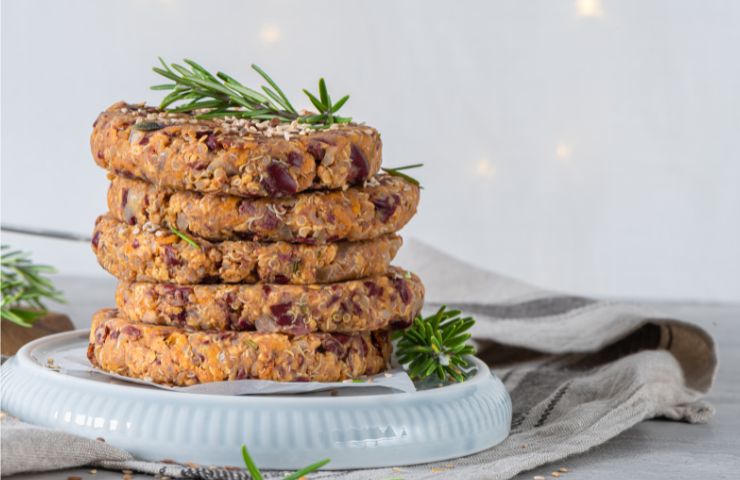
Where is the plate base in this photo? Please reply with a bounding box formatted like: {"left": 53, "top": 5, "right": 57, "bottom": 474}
{"left": 1, "top": 330, "right": 511, "bottom": 469}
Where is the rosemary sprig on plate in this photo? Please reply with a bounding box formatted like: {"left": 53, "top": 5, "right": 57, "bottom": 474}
{"left": 382, "top": 163, "right": 423, "bottom": 187}
{"left": 241, "top": 444, "right": 329, "bottom": 480}
{"left": 1, "top": 245, "right": 65, "bottom": 327}
{"left": 152, "top": 58, "right": 351, "bottom": 126}
{"left": 393, "top": 305, "right": 476, "bottom": 382}
{"left": 169, "top": 226, "right": 200, "bottom": 249}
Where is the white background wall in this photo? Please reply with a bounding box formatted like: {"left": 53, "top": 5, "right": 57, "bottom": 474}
{"left": 2, "top": 0, "right": 739, "bottom": 302}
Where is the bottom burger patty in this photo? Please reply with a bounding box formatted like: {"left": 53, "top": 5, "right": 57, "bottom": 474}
{"left": 88, "top": 308, "right": 391, "bottom": 385}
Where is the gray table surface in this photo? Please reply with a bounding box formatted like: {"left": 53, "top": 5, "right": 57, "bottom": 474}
{"left": 7, "top": 276, "right": 739, "bottom": 480}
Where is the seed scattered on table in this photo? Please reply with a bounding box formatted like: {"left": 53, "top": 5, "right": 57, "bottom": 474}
{"left": 89, "top": 469, "right": 98, "bottom": 474}
{"left": 551, "top": 472, "right": 561, "bottom": 478}
{"left": 559, "top": 467, "right": 570, "bottom": 472}
{"left": 533, "top": 476, "right": 546, "bottom": 480}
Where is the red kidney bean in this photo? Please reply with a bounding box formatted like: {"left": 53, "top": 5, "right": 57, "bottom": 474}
{"left": 233, "top": 317, "right": 256, "bottom": 331}
{"left": 192, "top": 161, "right": 209, "bottom": 171}
{"left": 172, "top": 311, "right": 187, "bottom": 326}
{"left": 364, "top": 281, "right": 383, "bottom": 297}
{"left": 121, "top": 188, "right": 129, "bottom": 209}
{"left": 161, "top": 284, "right": 192, "bottom": 306}
{"left": 371, "top": 195, "right": 399, "bottom": 223}
{"left": 319, "top": 336, "right": 346, "bottom": 359}
{"left": 287, "top": 151, "right": 304, "bottom": 167}
{"left": 306, "top": 142, "right": 326, "bottom": 163}
{"left": 390, "top": 319, "right": 412, "bottom": 330}
{"left": 348, "top": 145, "right": 369, "bottom": 183}
{"left": 163, "top": 246, "right": 180, "bottom": 267}
{"left": 270, "top": 303, "right": 293, "bottom": 326}
{"left": 260, "top": 210, "right": 281, "bottom": 230}
{"left": 205, "top": 133, "right": 219, "bottom": 151}
{"left": 121, "top": 325, "right": 142, "bottom": 339}
{"left": 392, "top": 277, "right": 411, "bottom": 304}
{"left": 325, "top": 294, "right": 341, "bottom": 308}
{"left": 261, "top": 162, "right": 298, "bottom": 196}
{"left": 273, "top": 274, "right": 289, "bottom": 284}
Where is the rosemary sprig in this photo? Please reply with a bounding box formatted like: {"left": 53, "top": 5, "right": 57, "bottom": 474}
{"left": 169, "top": 226, "right": 200, "bottom": 249}
{"left": 241, "top": 444, "right": 329, "bottom": 480}
{"left": 1, "top": 245, "right": 65, "bottom": 327}
{"left": 152, "top": 58, "right": 351, "bottom": 126}
{"left": 382, "top": 163, "right": 423, "bottom": 187}
{"left": 393, "top": 305, "right": 476, "bottom": 383}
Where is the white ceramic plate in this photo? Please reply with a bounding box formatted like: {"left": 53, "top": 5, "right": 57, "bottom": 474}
{"left": 1, "top": 330, "right": 511, "bottom": 469}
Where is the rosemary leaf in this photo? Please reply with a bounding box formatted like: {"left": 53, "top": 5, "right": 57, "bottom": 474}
{"left": 153, "top": 58, "right": 355, "bottom": 126}
{"left": 331, "top": 95, "right": 350, "bottom": 113}
{"left": 251, "top": 64, "right": 296, "bottom": 113}
{"left": 241, "top": 445, "right": 264, "bottom": 480}
{"left": 302, "top": 89, "right": 326, "bottom": 113}
{"left": 169, "top": 226, "right": 200, "bottom": 249}
{"left": 381, "top": 164, "right": 424, "bottom": 188}
{"left": 1, "top": 245, "right": 64, "bottom": 327}
{"left": 394, "top": 305, "right": 477, "bottom": 383}
{"left": 282, "top": 458, "right": 331, "bottom": 480}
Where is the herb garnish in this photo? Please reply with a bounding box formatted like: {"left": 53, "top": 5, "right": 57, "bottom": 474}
{"left": 393, "top": 305, "right": 476, "bottom": 382}
{"left": 1, "top": 245, "right": 65, "bottom": 327}
{"left": 152, "top": 58, "right": 351, "bottom": 126}
{"left": 241, "top": 444, "right": 329, "bottom": 480}
{"left": 169, "top": 226, "right": 200, "bottom": 249}
{"left": 382, "top": 163, "right": 423, "bottom": 187}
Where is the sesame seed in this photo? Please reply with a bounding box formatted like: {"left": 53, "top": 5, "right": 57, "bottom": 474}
{"left": 551, "top": 472, "right": 561, "bottom": 477}
{"left": 559, "top": 467, "right": 569, "bottom": 473}
{"left": 533, "top": 476, "right": 546, "bottom": 480}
